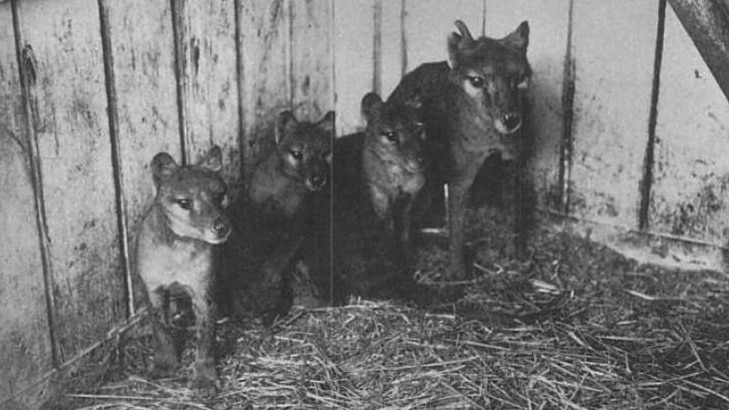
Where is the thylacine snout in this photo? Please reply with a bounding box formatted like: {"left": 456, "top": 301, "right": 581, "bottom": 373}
{"left": 152, "top": 149, "right": 231, "bottom": 245}
{"left": 276, "top": 110, "right": 334, "bottom": 192}
{"left": 450, "top": 19, "right": 531, "bottom": 135}
{"left": 363, "top": 92, "right": 427, "bottom": 177}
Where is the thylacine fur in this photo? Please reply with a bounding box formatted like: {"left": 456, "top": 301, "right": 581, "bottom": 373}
{"left": 389, "top": 19, "right": 531, "bottom": 280}
{"left": 135, "top": 146, "right": 230, "bottom": 395}
{"left": 332, "top": 92, "right": 426, "bottom": 299}
{"left": 219, "top": 110, "right": 334, "bottom": 319}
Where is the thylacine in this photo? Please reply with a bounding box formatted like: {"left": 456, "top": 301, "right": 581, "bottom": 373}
{"left": 135, "top": 146, "right": 230, "bottom": 395}
{"left": 389, "top": 19, "right": 531, "bottom": 280}
{"left": 219, "top": 110, "right": 334, "bottom": 319}
{"left": 332, "top": 92, "right": 426, "bottom": 299}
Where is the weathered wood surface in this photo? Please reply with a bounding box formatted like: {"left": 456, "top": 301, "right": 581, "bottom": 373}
{"left": 291, "top": 0, "right": 334, "bottom": 122}
{"left": 484, "top": 0, "right": 571, "bottom": 212}
{"left": 237, "top": 0, "right": 291, "bottom": 180}
{"left": 379, "top": 0, "right": 405, "bottom": 100}
{"left": 16, "top": 0, "right": 125, "bottom": 359}
{"left": 668, "top": 0, "right": 729, "bottom": 102}
{"left": 568, "top": 0, "right": 658, "bottom": 228}
{"left": 5, "top": 1, "right": 729, "bottom": 404}
{"left": 105, "top": 0, "right": 180, "bottom": 247}
{"left": 650, "top": 7, "right": 729, "bottom": 248}
{"left": 334, "top": 0, "right": 375, "bottom": 135}
{"left": 403, "top": 0, "right": 483, "bottom": 72}
{"left": 183, "top": 0, "right": 241, "bottom": 190}
{"left": 0, "top": 3, "right": 54, "bottom": 406}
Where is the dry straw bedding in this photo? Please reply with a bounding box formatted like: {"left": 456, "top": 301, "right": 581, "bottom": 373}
{"left": 65, "top": 218, "right": 729, "bottom": 409}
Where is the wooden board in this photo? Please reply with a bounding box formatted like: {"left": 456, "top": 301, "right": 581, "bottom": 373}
{"left": 105, "top": 0, "right": 180, "bottom": 242}
{"left": 379, "top": 0, "right": 405, "bottom": 99}
{"left": 568, "top": 0, "right": 658, "bottom": 228}
{"left": 237, "top": 0, "right": 291, "bottom": 179}
{"left": 649, "top": 7, "right": 729, "bottom": 246}
{"left": 402, "top": 0, "right": 484, "bottom": 73}
{"left": 0, "top": 3, "right": 54, "bottom": 406}
{"left": 333, "top": 0, "right": 375, "bottom": 136}
{"left": 290, "top": 0, "right": 334, "bottom": 122}
{"left": 17, "top": 0, "right": 126, "bottom": 359}
{"left": 183, "top": 0, "right": 241, "bottom": 190}
{"left": 484, "top": 0, "right": 571, "bottom": 211}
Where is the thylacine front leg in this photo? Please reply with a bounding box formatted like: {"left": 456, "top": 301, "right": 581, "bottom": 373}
{"left": 503, "top": 158, "right": 527, "bottom": 260}
{"left": 147, "top": 286, "right": 181, "bottom": 376}
{"left": 189, "top": 285, "right": 217, "bottom": 395}
{"left": 369, "top": 183, "right": 395, "bottom": 233}
{"left": 396, "top": 195, "right": 415, "bottom": 245}
{"left": 444, "top": 165, "right": 479, "bottom": 280}
{"left": 261, "top": 229, "right": 305, "bottom": 286}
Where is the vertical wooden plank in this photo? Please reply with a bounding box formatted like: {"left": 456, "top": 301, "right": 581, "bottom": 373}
{"left": 484, "top": 0, "right": 571, "bottom": 211}
{"left": 0, "top": 3, "right": 54, "bottom": 406}
{"left": 237, "top": 0, "right": 291, "bottom": 177}
{"left": 105, "top": 0, "right": 180, "bottom": 244}
{"left": 184, "top": 0, "right": 241, "bottom": 190}
{"left": 402, "top": 0, "right": 484, "bottom": 73}
{"left": 290, "top": 0, "right": 334, "bottom": 121}
{"left": 649, "top": 7, "right": 729, "bottom": 245}
{"left": 380, "top": 0, "right": 405, "bottom": 99}
{"left": 17, "top": 0, "right": 126, "bottom": 359}
{"left": 333, "top": 0, "right": 375, "bottom": 136}
{"left": 568, "top": 0, "right": 658, "bottom": 227}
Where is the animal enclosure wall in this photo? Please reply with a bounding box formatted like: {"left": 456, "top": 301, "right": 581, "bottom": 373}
{"left": 1, "top": 0, "right": 728, "bottom": 407}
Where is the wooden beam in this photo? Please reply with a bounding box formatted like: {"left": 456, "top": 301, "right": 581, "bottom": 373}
{"left": 668, "top": 0, "right": 729, "bottom": 101}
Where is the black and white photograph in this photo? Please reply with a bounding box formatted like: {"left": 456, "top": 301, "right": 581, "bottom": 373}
{"left": 2, "top": 0, "right": 729, "bottom": 408}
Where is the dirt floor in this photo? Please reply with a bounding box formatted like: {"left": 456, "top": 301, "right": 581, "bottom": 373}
{"left": 57, "top": 204, "right": 729, "bottom": 409}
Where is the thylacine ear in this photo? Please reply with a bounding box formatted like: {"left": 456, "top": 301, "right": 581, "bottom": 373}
{"left": 276, "top": 110, "right": 298, "bottom": 145}
{"left": 502, "top": 20, "right": 529, "bottom": 54}
{"left": 151, "top": 152, "right": 179, "bottom": 187}
{"left": 317, "top": 110, "right": 336, "bottom": 135}
{"left": 447, "top": 20, "right": 474, "bottom": 69}
{"left": 197, "top": 145, "right": 222, "bottom": 172}
{"left": 361, "top": 92, "right": 384, "bottom": 122}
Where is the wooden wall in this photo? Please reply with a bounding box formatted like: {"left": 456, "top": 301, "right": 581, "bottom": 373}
{"left": 1, "top": 0, "right": 728, "bottom": 406}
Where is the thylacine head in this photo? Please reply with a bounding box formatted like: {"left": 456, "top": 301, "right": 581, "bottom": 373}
{"left": 362, "top": 92, "right": 426, "bottom": 176}
{"left": 447, "top": 20, "right": 531, "bottom": 135}
{"left": 151, "top": 146, "right": 231, "bottom": 245}
{"left": 274, "top": 110, "right": 335, "bottom": 192}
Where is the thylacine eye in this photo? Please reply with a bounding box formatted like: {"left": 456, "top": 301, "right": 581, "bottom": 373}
{"left": 467, "top": 76, "right": 484, "bottom": 88}
{"left": 383, "top": 131, "right": 398, "bottom": 143}
{"left": 176, "top": 198, "right": 192, "bottom": 210}
{"left": 290, "top": 150, "right": 303, "bottom": 161}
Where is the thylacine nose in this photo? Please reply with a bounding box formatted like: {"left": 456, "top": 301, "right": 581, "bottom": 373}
{"left": 309, "top": 175, "right": 327, "bottom": 188}
{"left": 211, "top": 217, "right": 231, "bottom": 238}
{"left": 406, "top": 153, "right": 426, "bottom": 172}
{"left": 502, "top": 113, "right": 521, "bottom": 131}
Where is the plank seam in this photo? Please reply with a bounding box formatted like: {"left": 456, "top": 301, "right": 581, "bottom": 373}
{"left": 399, "top": 0, "right": 407, "bottom": 77}
{"left": 10, "top": 0, "right": 60, "bottom": 369}
{"left": 559, "top": 0, "right": 576, "bottom": 215}
{"left": 97, "top": 0, "right": 135, "bottom": 319}
{"left": 373, "top": 0, "right": 383, "bottom": 96}
{"left": 639, "top": 0, "right": 667, "bottom": 231}
{"left": 170, "top": 0, "right": 189, "bottom": 165}
{"left": 234, "top": 0, "right": 246, "bottom": 183}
